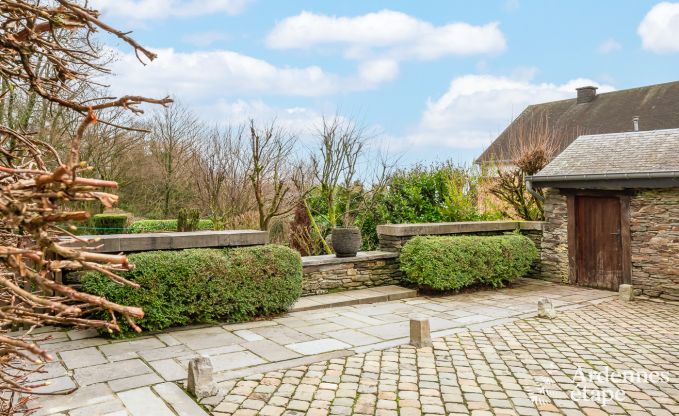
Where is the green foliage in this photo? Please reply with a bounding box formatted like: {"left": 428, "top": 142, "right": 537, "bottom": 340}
{"left": 81, "top": 245, "right": 302, "bottom": 335}
{"left": 128, "top": 219, "right": 213, "bottom": 233}
{"left": 92, "top": 214, "right": 128, "bottom": 235}
{"left": 400, "top": 234, "right": 538, "bottom": 291}
{"left": 356, "top": 163, "right": 503, "bottom": 248}
{"left": 177, "top": 208, "right": 200, "bottom": 232}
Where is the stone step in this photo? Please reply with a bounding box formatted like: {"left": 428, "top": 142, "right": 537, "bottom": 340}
{"left": 290, "top": 285, "right": 417, "bottom": 312}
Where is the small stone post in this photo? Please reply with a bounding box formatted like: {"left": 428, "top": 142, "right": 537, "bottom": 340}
{"left": 537, "top": 298, "right": 557, "bottom": 319}
{"left": 410, "top": 316, "right": 432, "bottom": 348}
{"left": 619, "top": 284, "right": 634, "bottom": 302}
{"left": 187, "top": 356, "right": 218, "bottom": 398}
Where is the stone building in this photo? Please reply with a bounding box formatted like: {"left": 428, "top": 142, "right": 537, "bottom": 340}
{"left": 527, "top": 128, "right": 679, "bottom": 300}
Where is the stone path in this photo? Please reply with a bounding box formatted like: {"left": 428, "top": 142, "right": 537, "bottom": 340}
{"left": 28, "top": 279, "right": 615, "bottom": 415}
{"left": 209, "top": 298, "right": 679, "bottom": 416}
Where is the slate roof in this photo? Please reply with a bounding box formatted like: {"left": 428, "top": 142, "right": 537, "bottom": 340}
{"left": 533, "top": 128, "right": 679, "bottom": 177}
{"left": 476, "top": 80, "right": 679, "bottom": 164}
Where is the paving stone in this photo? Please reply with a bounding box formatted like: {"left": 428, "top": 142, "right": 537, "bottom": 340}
{"left": 31, "top": 375, "right": 76, "bottom": 394}
{"left": 138, "top": 344, "right": 196, "bottom": 361}
{"left": 210, "top": 350, "right": 267, "bottom": 372}
{"left": 286, "top": 338, "right": 351, "bottom": 355}
{"left": 68, "top": 399, "right": 126, "bottom": 416}
{"left": 234, "top": 329, "right": 265, "bottom": 341}
{"left": 73, "top": 359, "right": 153, "bottom": 386}
{"left": 108, "top": 372, "right": 164, "bottom": 392}
{"left": 99, "top": 337, "right": 166, "bottom": 361}
{"left": 242, "top": 340, "right": 301, "bottom": 362}
{"left": 33, "top": 383, "right": 115, "bottom": 415}
{"left": 66, "top": 328, "right": 100, "bottom": 341}
{"left": 118, "top": 386, "right": 175, "bottom": 416}
{"left": 172, "top": 327, "right": 242, "bottom": 349}
{"left": 59, "top": 346, "right": 107, "bottom": 369}
{"left": 153, "top": 381, "right": 210, "bottom": 416}
{"left": 327, "top": 329, "right": 382, "bottom": 346}
{"left": 148, "top": 358, "right": 187, "bottom": 381}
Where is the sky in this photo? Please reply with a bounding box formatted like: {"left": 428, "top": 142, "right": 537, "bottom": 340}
{"left": 92, "top": 0, "right": 679, "bottom": 165}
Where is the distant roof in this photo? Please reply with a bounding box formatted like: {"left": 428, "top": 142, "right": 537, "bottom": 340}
{"left": 476, "top": 80, "right": 679, "bottom": 164}
{"left": 528, "top": 129, "right": 679, "bottom": 189}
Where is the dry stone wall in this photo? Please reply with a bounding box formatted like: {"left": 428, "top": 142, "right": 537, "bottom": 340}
{"left": 630, "top": 188, "right": 679, "bottom": 301}
{"left": 301, "top": 252, "right": 401, "bottom": 296}
{"left": 540, "top": 190, "right": 569, "bottom": 283}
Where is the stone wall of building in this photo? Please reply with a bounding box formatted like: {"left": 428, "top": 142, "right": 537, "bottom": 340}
{"left": 540, "top": 190, "right": 569, "bottom": 283}
{"left": 301, "top": 251, "right": 401, "bottom": 296}
{"left": 630, "top": 188, "right": 679, "bottom": 301}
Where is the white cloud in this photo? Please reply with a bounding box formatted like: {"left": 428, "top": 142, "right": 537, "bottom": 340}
{"left": 106, "top": 47, "right": 395, "bottom": 119}
{"left": 638, "top": 2, "right": 679, "bottom": 53}
{"left": 91, "top": 0, "right": 251, "bottom": 20}
{"left": 400, "top": 74, "right": 615, "bottom": 150}
{"left": 358, "top": 59, "right": 400, "bottom": 84}
{"left": 266, "top": 10, "right": 506, "bottom": 60}
{"left": 108, "top": 48, "right": 343, "bottom": 99}
{"left": 182, "top": 31, "right": 230, "bottom": 47}
{"left": 598, "top": 38, "right": 622, "bottom": 53}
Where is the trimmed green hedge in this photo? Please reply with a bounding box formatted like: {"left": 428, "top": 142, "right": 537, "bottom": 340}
{"left": 93, "top": 214, "right": 128, "bottom": 235}
{"left": 128, "top": 219, "right": 214, "bottom": 233}
{"left": 400, "top": 234, "right": 537, "bottom": 291}
{"left": 82, "top": 245, "right": 302, "bottom": 335}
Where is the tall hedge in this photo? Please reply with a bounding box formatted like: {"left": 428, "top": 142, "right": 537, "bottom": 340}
{"left": 92, "top": 214, "right": 128, "bottom": 234}
{"left": 400, "top": 234, "right": 537, "bottom": 291}
{"left": 82, "top": 245, "right": 302, "bottom": 335}
{"left": 128, "top": 219, "right": 214, "bottom": 233}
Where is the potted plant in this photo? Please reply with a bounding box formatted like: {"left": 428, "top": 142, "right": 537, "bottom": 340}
{"left": 331, "top": 211, "right": 362, "bottom": 258}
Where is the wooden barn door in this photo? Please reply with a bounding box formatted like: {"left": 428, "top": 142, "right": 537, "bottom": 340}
{"left": 572, "top": 195, "right": 624, "bottom": 290}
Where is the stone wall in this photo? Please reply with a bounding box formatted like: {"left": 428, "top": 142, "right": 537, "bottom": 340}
{"left": 540, "top": 190, "right": 569, "bottom": 283}
{"left": 301, "top": 251, "right": 401, "bottom": 296}
{"left": 630, "top": 188, "right": 679, "bottom": 301}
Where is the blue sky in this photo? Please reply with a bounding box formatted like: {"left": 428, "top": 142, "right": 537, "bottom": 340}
{"left": 94, "top": 0, "right": 679, "bottom": 165}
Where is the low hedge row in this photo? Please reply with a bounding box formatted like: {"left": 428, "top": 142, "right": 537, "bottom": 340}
{"left": 92, "top": 214, "right": 129, "bottom": 234}
{"left": 400, "top": 234, "right": 537, "bottom": 291}
{"left": 82, "top": 245, "right": 302, "bottom": 335}
{"left": 127, "top": 219, "right": 214, "bottom": 233}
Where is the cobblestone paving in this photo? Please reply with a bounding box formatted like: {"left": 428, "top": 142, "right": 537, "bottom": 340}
{"left": 208, "top": 299, "right": 679, "bottom": 416}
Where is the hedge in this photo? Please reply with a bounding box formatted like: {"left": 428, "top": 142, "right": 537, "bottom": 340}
{"left": 81, "top": 245, "right": 302, "bottom": 335}
{"left": 400, "top": 234, "right": 538, "bottom": 291}
{"left": 127, "top": 219, "right": 214, "bottom": 233}
{"left": 93, "top": 214, "right": 128, "bottom": 235}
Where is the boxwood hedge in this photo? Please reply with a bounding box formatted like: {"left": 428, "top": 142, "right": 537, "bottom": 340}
{"left": 400, "top": 234, "right": 537, "bottom": 291}
{"left": 93, "top": 214, "right": 128, "bottom": 234}
{"left": 82, "top": 245, "right": 302, "bottom": 335}
{"left": 127, "top": 219, "right": 214, "bottom": 233}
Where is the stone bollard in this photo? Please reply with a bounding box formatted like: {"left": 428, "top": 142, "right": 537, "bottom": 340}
{"left": 537, "top": 298, "right": 557, "bottom": 319}
{"left": 410, "top": 316, "right": 432, "bottom": 348}
{"left": 187, "top": 356, "right": 218, "bottom": 398}
{"left": 619, "top": 284, "right": 634, "bottom": 302}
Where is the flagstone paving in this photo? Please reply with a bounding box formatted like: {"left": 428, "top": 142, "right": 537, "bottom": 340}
{"left": 208, "top": 298, "right": 679, "bottom": 416}
{"left": 27, "top": 279, "right": 618, "bottom": 415}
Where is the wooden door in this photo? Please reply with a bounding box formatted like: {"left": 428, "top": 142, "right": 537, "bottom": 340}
{"left": 574, "top": 195, "right": 623, "bottom": 290}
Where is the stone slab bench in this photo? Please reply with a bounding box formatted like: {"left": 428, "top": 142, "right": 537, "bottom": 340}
{"left": 61, "top": 230, "right": 268, "bottom": 253}
{"left": 377, "top": 220, "right": 543, "bottom": 237}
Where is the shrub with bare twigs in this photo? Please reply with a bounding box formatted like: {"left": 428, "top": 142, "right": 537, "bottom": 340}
{"left": 0, "top": 1, "right": 170, "bottom": 413}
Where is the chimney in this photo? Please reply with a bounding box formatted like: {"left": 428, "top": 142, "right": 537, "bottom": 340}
{"left": 576, "top": 86, "right": 598, "bottom": 104}
{"left": 633, "top": 116, "right": 639, "bottom": 131}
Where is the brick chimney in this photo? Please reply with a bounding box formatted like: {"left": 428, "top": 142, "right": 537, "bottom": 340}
{"left": 576, "top": 86, "right": 598, "bottom": 104}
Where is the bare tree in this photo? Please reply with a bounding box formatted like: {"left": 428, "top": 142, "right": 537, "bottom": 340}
{"left": 193, "top": 124, "right": 252, "bottom": 221}
{"left": 148, "top": 102, "right": 202, "bottom": 217}
{"left": 488, "top": 114, "right": 565, "bottom": 220}
{"left": 0, "top": 1, "right": 171, "bottom": 413}
{"left": 310, "top": 115, "right": 368, "bottom": 228}
{"left": 247, "top": 119, "right": 299, "bottom": 231}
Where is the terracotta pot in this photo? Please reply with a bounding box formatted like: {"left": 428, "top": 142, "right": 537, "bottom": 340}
{"left": 331, "top": 227, "right": 362, "bottom": 258}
